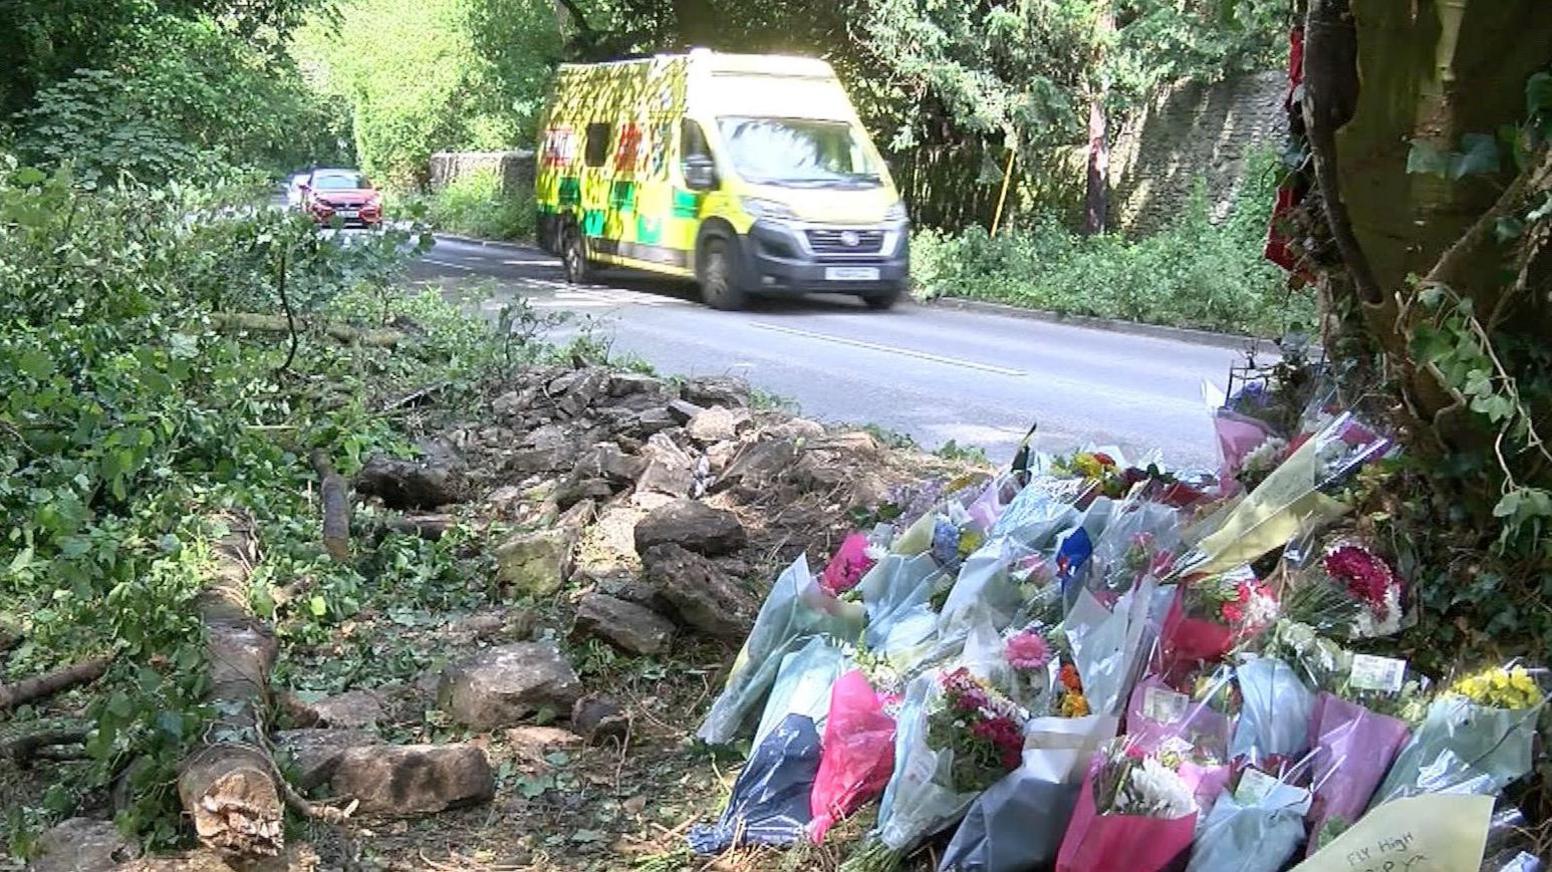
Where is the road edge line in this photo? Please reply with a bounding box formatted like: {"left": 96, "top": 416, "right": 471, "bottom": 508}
{"left": 925, "top": 296, "right": 1280, "bottom": 354}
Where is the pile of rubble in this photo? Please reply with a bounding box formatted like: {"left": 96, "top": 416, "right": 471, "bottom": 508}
{"left": 20, "top": 362, "right": 965, "bottom": 872}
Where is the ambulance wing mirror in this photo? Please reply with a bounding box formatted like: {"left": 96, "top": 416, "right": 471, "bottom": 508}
{"left": 683, "top": 155, "right": 718, "bottom": 191}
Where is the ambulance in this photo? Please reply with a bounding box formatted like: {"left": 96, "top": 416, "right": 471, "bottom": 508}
{"left": 534, "top": 50, "right": 909, "bottom": 310}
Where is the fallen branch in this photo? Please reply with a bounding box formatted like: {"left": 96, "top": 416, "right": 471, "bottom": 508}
{"left": 375, "top": 512, "right": 455, "bottom": 542}
{"left": 310, "top": 449, "right": 352, "bottom": 562}
{"left": 213, "top": 313, "right": 403, "bottom": 348}
{"left": 177, "top": 519, "right": 285, "bottom": 857}
{"left": 282, "top": 779, "right": 358, "bottom": 824}
{"left": 1, "top": 727, "right": 89, "bottom": 766}
{"left": 0, "top": 656, "right": 112, "bottom": 712}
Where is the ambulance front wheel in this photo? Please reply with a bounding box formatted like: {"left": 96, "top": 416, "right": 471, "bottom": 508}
{"left": 562, "top": 225, "right": 594, "bottom": 284}
{"left": 698, "top": 236, "right": 747, "bottom": 311}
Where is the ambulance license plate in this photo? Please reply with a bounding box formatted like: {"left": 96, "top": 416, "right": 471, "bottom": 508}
{"left": 824, "top": 266, "right": 879, "bottom": 281}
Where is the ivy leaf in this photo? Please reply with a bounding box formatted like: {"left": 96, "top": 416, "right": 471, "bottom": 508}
{"left": 1451, "top": 133, "right": 1500, "bottom": 179}
{"left": 1526, "top": 71, "right": 1552, "bottom": 118}
{"left": 309, "top": 595, "right": 328, "bottom": 617}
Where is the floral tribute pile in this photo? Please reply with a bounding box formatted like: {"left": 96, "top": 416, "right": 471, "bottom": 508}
{"left": 684, "top": 381, "right": 1548, "bottom": 871}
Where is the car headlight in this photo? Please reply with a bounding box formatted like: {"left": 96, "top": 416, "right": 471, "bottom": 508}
{"left": 741, "top": 197, "right": 800, "bottom": 223}
{"left": 884, "top": 201, "right": 908, "bottom": 223}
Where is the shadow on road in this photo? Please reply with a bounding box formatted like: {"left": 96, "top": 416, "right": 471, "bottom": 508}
{"left": 581, "top": 267, "right": 903, "bottom": 316}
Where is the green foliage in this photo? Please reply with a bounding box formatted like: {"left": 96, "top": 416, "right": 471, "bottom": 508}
{"left": 0, "top": 157, "right": 523, "bottom": 848}
{"left": 419, "top": 169, "right": 535, "bottom": 240}
{"left": 11, "top": 15, "right": 350, "bottom": 184}
{"left": 912, "top": 152, "right": 1313, "bottom": 336}
{"left": 293, "top": 0, "right": 561, "bottom": 188}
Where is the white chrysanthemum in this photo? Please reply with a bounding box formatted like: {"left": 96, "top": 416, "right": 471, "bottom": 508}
{"left": 1242, "top": 437, "right": 1289, "bottom": 473}
{"left": 1352, "top": 583, "right": 1403, "bottom": 638}
{"left": 1244, "top": 587, "right": 1280, "bottom": 629}
{"left": 1129, "top": 756, "right": 1198, "bottom": 819}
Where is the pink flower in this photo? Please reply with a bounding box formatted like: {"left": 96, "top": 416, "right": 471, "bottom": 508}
{"left": 1006, "top": 630, "right": 1052, "bottom": 671}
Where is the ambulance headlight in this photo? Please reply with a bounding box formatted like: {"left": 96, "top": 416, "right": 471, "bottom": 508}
{"left": 884, "top": 201, "right": 908, "bottom": 223}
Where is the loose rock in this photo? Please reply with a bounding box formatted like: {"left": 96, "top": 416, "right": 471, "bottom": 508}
{"left": 355, "top": 455, "right": 465, "bottom": 509}
{"left": 686, "top": 406, "right": 750, "bottom": 444}
{"left": 574, "top": 442, "right": 646, "bottom": 484}
{"left": 642, "top": 543, "right": 760, "bottom": 641}
{"left": 607, "top": 372, "right": 667, "bottom": 398}
{"left": 274, "top": 728, "right": 381, "bottom": 790}
{"left": 571, "top": 592, "right": 676, "bottom": 655}
{"left": 682, "top": 376, "right": 750, "bottom": 408}
{"left": 631, "top": 406, "right": 678, "bottom": 435}
{"left": 712, "top": 435, "right": 801, "bottom": 493}
{"left": 633, "top": 499, "right": 747, "bottom": 556}
{"left": 493, "top": 527, "right": 574, "bottom": 597}
{"left": 297, "top": 689, "right": 384, "bottom": 730}
{"left": 504, "top": 726, "right": 582, "bottom": 764}
{"left": 571, "top": 694, "right": 629, "bottom": 745}
{"left": 28, "top": 817, "right": 138, "bottom": 872}
{"left": 438, "top": 642, "right": 582, "bottom": 730}
{"left": 666, "top": 399, "right": 705, "bottom": 424}
{"left": 330, "top": 743, "right": 495, "bottom": 815}
{"left": 636, "top": 433, "right": 696, "bottom": 497}
{"left": 507, "top": 423, "right": 580, "bottom": 475}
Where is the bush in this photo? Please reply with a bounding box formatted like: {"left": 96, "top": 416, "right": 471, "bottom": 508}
{"left": 911, "top": 155, "right": 1315, "bottom": 337}
{"left": 421, "top": 169, "right": 534, "bottom": 241}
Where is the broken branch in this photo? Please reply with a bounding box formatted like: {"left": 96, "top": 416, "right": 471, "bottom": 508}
{"left": 212, "top": 313, "right": 404, "bottom": 348}
{"left": 310, "top": 449, "right": 352, "bottom": 562}
{"left": 0, "top": 656, "right": 112, "bottom": 712}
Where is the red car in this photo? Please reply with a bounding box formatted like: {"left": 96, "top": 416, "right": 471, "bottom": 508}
{"left": 301, "top": 169, "right": 383, "bottom": 229}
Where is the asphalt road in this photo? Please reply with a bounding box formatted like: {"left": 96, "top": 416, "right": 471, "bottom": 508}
{"left": 407, "top": 235, "right": 1248, "bottom": 467}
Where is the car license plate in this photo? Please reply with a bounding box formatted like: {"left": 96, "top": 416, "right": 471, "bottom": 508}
{"left": 337, "top": 210, "right": 360, "bottom": 218}
{"left": 824, "top": 266, "right": 879, "bottom": 281}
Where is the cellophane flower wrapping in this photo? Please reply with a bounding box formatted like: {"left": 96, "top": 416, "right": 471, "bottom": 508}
{"left": 1182, "top": 411, "right": 1391, "bottom": 577}
{"left": 1303, "top": 691, "right": 1410, "bottom": 855}
{"left": 859, "top": 552, "right": 945, "bottom": 653}
{"left": 809, "top": 670, "right": 897, "bottom": 842}
{"left": 1054, "top": 747, "right": 1197, "bottom": 872}
{"left": 1158, "top": 567, "right": 1271, "bottom": 673}
{"left": 698, "top": 554, "right": 866, "bottom": 745}
{"left": 1230, "top": 657, "right": 1314, "bottom": 767}
{"left": 1064, "top": 578, "right": 1158, "bottom": 718}
{"left": 1370, "top": 686, "right": 1542, "bottom": 808}
{"left": 821, "top": 532, "right": 876, "bottom": 596}
{"left": 936, "top": 724, "right": 1114, "bottom": 872}
{"left": 687, "top": 713, "right": 823, "bottom": 854}
{"left": 872, "top": 673, "right": 985, "bottom": 855}
{"left": 1186, "top": 778, "right": 1311, "bottom": 872}
{"left": 752, "top": 636, "right": 852, "bottom": 750}
{"left": 1084, "top": 499, "right": 1182, "bottom": 597}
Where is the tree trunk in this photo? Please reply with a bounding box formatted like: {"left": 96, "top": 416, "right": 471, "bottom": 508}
{"left": 1081, "top": 0, "right": 1114, "bottom": 236}
{"left": 177, "top": 520, "right": 285, "bottom": 857}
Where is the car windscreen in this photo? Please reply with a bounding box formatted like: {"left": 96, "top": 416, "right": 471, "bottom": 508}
{"left": 313, "top": 174, "right": 370, "bottom": 190}
{"left": 716, "top": 117, "right": 880, "bottom": 188}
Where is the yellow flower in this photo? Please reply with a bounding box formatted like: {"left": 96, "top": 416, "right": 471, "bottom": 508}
{"left": 1448, "top": 666, "right": 1543, "bottom": 710}
{"left": 1060, "top": 691, "right": 1091, "bottom": 718}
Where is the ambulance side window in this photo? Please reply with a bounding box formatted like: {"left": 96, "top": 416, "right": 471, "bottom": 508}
{"left": 681, "top": 120, "right": 709, "bottom": 161}
{"left": 584, "top": 123, "right": 611, "bottom": 167}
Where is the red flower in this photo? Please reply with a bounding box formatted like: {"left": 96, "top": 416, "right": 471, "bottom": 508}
{"left": 1322, "top": 544, "right": 1399, "bottom": 619}
{"left": 1093, "top": 452, "right": 1117, "bottom": 467}
{"left": 1060, "top": 663, "right": 1084, "bottom": 693}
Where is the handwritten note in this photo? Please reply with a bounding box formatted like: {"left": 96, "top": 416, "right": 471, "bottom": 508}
{"left": 1349, "top": 654, "right": 1407, "bottom": 693}
{"left": 1142, "top": 685, "right": 1189, "bottom": 724}
{"left": 1291, "top": 795, "right": 1493, "bottom": 872}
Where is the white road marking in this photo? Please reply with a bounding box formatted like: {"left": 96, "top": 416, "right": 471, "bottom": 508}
{"left": 501, "top": 258, "right": 562, "bottom": 266}
{"left": 751, "top": 322, "right": 1027, "bottom": 376}
{"left": 422, "top": 257, "right": 475, "bottom": 272}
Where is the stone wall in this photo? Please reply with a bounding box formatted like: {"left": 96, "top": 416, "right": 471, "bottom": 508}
{"left": 429, "top": 150, "right": 536, "bottom": 195}
{"left": 1108, "top": 70, "right": 1287, "bottom": 235}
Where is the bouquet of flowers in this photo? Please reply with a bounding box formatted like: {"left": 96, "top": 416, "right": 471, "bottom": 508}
{"left": 857, "top": 552, "right": 947, "bottom": 657}
{"left": 1186, "top": 766, "right": 1312, "bottom": 872}
{"left": 1083, "top": 499, "right": 1182, "bottom": 598}
{"left": 820, "top": 531, "right": 878, "bottom": 596}
{"left": 1229, "top": 656, "right": 1315, "bottom": 769}
{"left": 839, "top": 669, "right": 1022, "bottom": 872}
{"left": 1370, "top": 663, "right": 1546, "bottom": 807}
{"left": 1055, "top": 739, "right": 1199, "bottom": 872}
{"left": 1125, "top": 673, "right": 1234, "bottom": 762}
{"left": 698, "top": 555, "right": 867, "bottom": 744}
{"left": 809, "top": 670, "right": 897, "bottom": 842}
{"left": 752, "top": 636, "right": 852, "bottom": 750}
{"left": 1180, "top": 410, "right": 1393, "bottom": 577}
{"left": 1159, "top": 567, "right": 1277, "bottom": 672}
{"left": 1275, "top": 537, "right": 1407, "bottom": 639}
{"left": 688, "top": 713, "right": 823, "bottom": 854}
{"left": 1048, "top": 449, "right": 1126, "bottom": 505}
{"left": 1303, "top": 653, "right": 1423, "bottom": 854}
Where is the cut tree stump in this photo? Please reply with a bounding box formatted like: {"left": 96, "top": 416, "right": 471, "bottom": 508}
{"left": 0, "top": 656, "right": 112, "bottom": 712}
{"left": 310, "top": 449, "right": 352, "bottom": 562}
{"left": 177, "top": 519, "right": 285, "bottom": 857}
